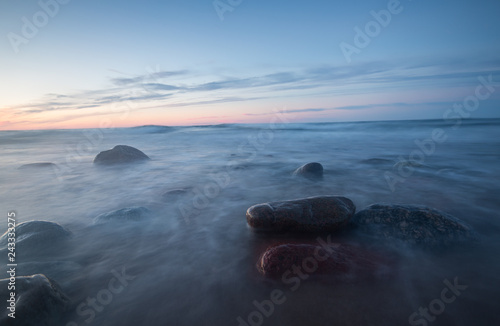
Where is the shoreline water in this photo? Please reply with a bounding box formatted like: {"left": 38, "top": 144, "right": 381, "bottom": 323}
{"left": 1, "top": 118, "right": 499, "bottom": 325}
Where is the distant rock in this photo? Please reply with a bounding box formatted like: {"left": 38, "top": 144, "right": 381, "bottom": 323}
{"left": 93, "top": 145, "right": 150, "bottom": 165}
{"left": 246, "top": 196, "right": 355, "bottom": 232}
{"left": 0, "top": 221, "right": 71, "bottom": 254}
{"left": 293, "top": 162, "right": 324, "bottom": 179}
{"left": 352, "top": 204, "right": 477, "bottom": 247}
{"left": 0, "top": 274, "right": 71, "bottom": 326}
{"left": 94, "top": 207, "right": 151, "bottom": 224}
{"left": 258, "top": 241, "right": 392, "bottom": 280}
{"left": 18, "top": 162, "right": 56, "bottom": 170}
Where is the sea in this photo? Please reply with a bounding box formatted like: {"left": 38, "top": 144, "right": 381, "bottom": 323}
{"left": 0, "top": 118, "right": 499, "bottom": 326}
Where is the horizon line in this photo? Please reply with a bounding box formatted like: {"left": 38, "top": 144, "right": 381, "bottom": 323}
{"left": 1, "top": 117, "right": 498, "bottom": 132}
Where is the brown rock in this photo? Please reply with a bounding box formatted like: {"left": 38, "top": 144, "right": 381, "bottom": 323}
{"left": 246, "top": 196, "right": 355, "bottom": 232}
{"left": 257, "top": 240, "right": 392, "bottom": 280}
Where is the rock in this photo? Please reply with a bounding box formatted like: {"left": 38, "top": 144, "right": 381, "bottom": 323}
{"left": 257, "top": 240, "right": 392, "bottom": 280}
{"left": 18, "top": 162, "right": 57, "bottom": 170}
{"left": 93, "top": 145, "right": 150, "bottom": 165}
{"left": 9, "top": 261, "right": 82, "bottom": 287}
{"left": 246, "top": 196, "right": 355, "bottom": 232}
{"left": 0, "top": 274, "right": 70, "bottom": 326}
{"left": 94, "top": 206, "right": 151, "bottom": 224}
{"left": 293, "top": 162, "right": 323, "bottom": 179}
{"left": 0, "top": 221, "right": 71, "bottom": 254}
{"left": 352, "top": 204, "right": 477, "bottom": 247}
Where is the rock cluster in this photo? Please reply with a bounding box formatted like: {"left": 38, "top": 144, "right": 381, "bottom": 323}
{"left": 246, "top": 165, "right": 478, "bottom": 279}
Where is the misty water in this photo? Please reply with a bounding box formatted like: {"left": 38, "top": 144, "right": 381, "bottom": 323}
{"left": 1, "top": 119, "right": 499, "bottom": 326}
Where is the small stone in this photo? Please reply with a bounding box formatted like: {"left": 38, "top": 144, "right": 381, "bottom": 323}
{"left": 93, "top": 207, "right": 151, "bottom": 224}
{"left": 18, "top": 162, "right": 57, "bottom": 170}
{"left": 293, "top": 162, "right": 324, "bottom": 179}
{"left": 246, "top": 196, "right": 355, "bottom": 232}
{"left": 162, "top": 189, "right": 189, "bottom": 201}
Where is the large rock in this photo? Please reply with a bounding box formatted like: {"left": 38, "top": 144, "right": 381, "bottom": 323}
{"left": 352, "top": 204, "right": 477, "bottom": 247}
{"left": 0, "top": 274, "right": 71, "bottom": 326}
{"left": 246, "top": 196, "right": 355, "bottom": 232}
{"left": 0, "top": 221, "right": 71, "bottom": 255}
{"left": 257, "top": 241, "right": 392, "bottom": 280}
{"left": 293, "top": 162, "right": 323, "bottom": 179}
{"left": 93, "top": 145, "right": 150, "bottom": 165}
{"left": 93, "top": 206, "right": 151, "bottom": 224}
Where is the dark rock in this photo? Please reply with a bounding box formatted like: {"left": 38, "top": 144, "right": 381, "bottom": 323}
{"left": 246, "top": 196, "right": 355, "bottom": 232}
{"left": 93, "top": 145, "right": 150, "bottom": 165}
{"left": 0, "top": 274, "right": 70, "bottom": 326}
{"left": 18, "top": 162, "right": 57, "bottom": 170}
{"left": 257, "top": 240, "right": 392, "bottom": 280}
{"left": 352, "top": 204, "right": 477, "bottom": 247}
{"left": 93, "top": 207, "right": 151, "bottom": 224}
{"left": 0, "top": 221, "right": 71, "bottom": 254}
{"left": 293, "top": 162, "right": 323, "bottom": 179}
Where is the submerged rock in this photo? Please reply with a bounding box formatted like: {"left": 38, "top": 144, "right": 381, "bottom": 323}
{"left": 162, "top": 188, "right": 189, "bottom": 201}
{"left": 0, "top": 221, "right": 71, "bottom": 254}
{"left": 352, "top": 204, "right": 477, "bottom": 247}
{"left": 246, "top": 196, "right": 355, "bottom": 232}
{"left": 94, "top": 206, "right": 151, "bottom": 224}
{"left": 0, "top": 274, "right": 71, "bottom": 326}
{"left": 258, "top": 241, "right": 392, "bottom": 280}
{"left": 93, "top": 145, "right": 150, "bottom": 165}
{"left": 18, "top": 162, "right": 57, "bottom": 170}
{"left": 293, "top": 162, "right": 324, "bottom": 179}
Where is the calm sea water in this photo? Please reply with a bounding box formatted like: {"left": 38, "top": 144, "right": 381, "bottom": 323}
{"left": 1, "top": 119, "right": 499, "bottom": 326}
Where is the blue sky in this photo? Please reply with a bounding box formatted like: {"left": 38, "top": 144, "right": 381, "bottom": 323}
{"left": 1, "top": 0, "right": 499, "bottom": 129}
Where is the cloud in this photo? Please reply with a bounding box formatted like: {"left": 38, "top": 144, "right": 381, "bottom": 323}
{"left": 109, "top": 69, "right": 190, "bottom": 86}
{"left": 5, "top": 57, "right": 500, "bottom": 124}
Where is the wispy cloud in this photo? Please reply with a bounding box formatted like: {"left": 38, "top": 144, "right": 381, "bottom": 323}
{"left": 3, "top": 58, "right": 500, "bottom": 124}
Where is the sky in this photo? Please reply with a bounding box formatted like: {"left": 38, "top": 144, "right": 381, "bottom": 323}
{"left": 1, "top": 0, "right": 499, "bottom": 130}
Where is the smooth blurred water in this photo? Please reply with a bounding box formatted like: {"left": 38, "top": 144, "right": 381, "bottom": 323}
{"left": 0, "top": 119, "right": 499, "bottom": 326}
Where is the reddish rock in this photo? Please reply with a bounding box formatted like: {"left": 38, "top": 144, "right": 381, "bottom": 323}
{"left": 246, "top": 196, "right": 355, "bottom": 232}
{"left": 257, "top": 240, "right": 393, "bottom": 280}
